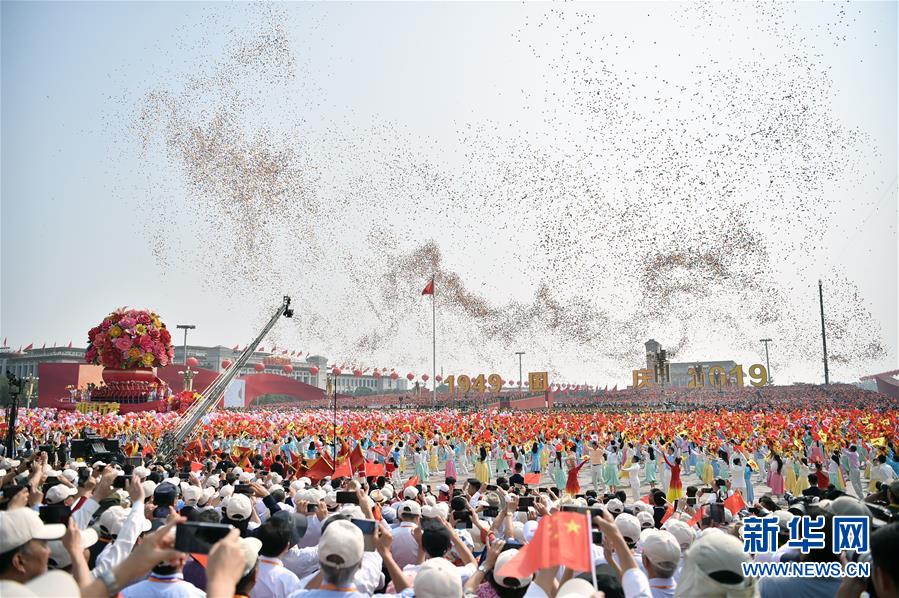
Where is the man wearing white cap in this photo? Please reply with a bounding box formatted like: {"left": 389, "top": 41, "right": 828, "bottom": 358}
{"left": 414, "top": 557, "right": 463, "bottom": 598}
{"left": 0, "top": 508, "right": 66, "bottom": 588}
{"left": 286, "top": 519, "right": 386, "bottom": 597}
{"left": 390, "top": 500, "right": 421, "bottom": 569}
{"left": 640, "top": 530, "right": 681, "bottom": 598}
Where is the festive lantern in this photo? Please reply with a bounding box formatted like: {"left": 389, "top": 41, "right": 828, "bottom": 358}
{"left": 353, "top": 369, "right": 363, "bottom": 377}
{"left": 283, "top": 364, "right": 294, "bottom": 374}
{"left": 422, "top": 374, "right": 429, "bottom": 382}
{"left": 373, "top": 370, "right": 382, "bottom": 379}
{"left": 332, "top": 367, "right": 342, "bottom": 376}
{"left": 186, "top": 356, "right": 199, "bottom": 367}
{"left": 254, "top": 363, "right": 265, "bottom": 372}
{"left": 221, "top": 359, "right": 232, "bottom": 369}
{"left": 435, "top": 375, "right": 442, "bottom": 383}
{"left": 390, "top": 372, "right": 399, "bottom": 380}
{"left": 309, "top": 366, "right": 319, "bottom": 375}
{"left": 406, "top": 373, "right": 414, "bottom": 381}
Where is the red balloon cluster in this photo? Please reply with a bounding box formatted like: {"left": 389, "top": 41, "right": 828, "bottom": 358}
{"left": 221, "top": 359, "right": 232, "bottom": 369}
{"left": 283, "top": 364, "right": 293, "bottom": 374}
{"left": 254, "top": 363, "right": 265, "bottom": 372}
{"left": 390, "top": 372, "right": 399, "bottom": 380}
{"left": 186, "top": 356, "right": 199, "bottom": 367}
{"left": 309, "top": 366, "right": 319, "bottom": 375}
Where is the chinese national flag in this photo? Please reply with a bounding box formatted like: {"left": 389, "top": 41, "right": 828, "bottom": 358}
{"left": 421, "top": 279, "right": 434, "bottom": 295}
{"left": 190, "top": 461, "right": 204, "bottom": 473}
{"left": 364, "top": 461, "right": 386, "bottom": 477}
{"left": 724, "top": 491, "right": 747, "bottom": 515}
{"left": 496, "top": 511, "right": 592, "bottom": 578}
{"left": 661, "top": 503, "right": 675, "bottom": 524}
{"left": 333, "top": 458, "right": 352, "bottom": 479}
{"left": 524, "top": 473, "right": 541, "bottom": 485}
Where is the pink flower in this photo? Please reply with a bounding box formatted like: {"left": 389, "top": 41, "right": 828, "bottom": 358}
{"left": 139, "top": 336, "right": 155, "bottom": 351}
{"left": 120, "top": 317, "right": 137, "bottom": 329}
{"left": 114, "top": 337, "right": 133, "bottom": 352}
{"left": 137, "top": 313, "right": 151, "bottom": 325}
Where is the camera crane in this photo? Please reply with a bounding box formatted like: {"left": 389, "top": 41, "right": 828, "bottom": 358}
{"left": 155, "top": 295, "right": 294, "bottom": 462}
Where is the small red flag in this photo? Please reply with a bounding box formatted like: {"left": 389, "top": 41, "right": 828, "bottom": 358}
{"left": 333, "top": 458, "right": 352, "bottom": 479}
{"left": 191, "top": 554, "right": 208, "bottom": 568}
{"left": 724, "top": 491, "right": 747, "bottom": 515}
{"left": 497, "top": 511, "right": 592, "bottom": 578}
{"left": 404, "top": 475, "right": 420, "bottom": 490}
{"left": 24, "top": 343, "right": 33, "bottom": 351}
{"left": 688, "top": 506, "right": 705, "bottom": 527}
{"left": 67, "top": 341, "right": 73, "bottom": 348}
{"left": 661, "top": 502, "right": 675, "bottom": 524}
{"left": 421, "top": 279, "right": 434, "bottom": 295}
{"left": 524, "top": 473, "right": 541, "bottom": 485}
{"left": 640, "top": 494, "right": 652, "bottom": 504}
{"left": 364, "top": 461, "right": 386, "bottom": 477}
{"left": 190, "top": 461, "right": 204, "bottom": 472}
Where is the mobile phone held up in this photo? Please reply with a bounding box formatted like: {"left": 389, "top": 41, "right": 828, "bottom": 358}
{"left": 351, "top": 518, "right": 377, "bottom": 551}
{"left": 174, "top": 522, "right": 233, "bottom": 554}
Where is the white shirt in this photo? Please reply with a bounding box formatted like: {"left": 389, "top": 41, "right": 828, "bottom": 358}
{"left": 295, "top": 551, "right": 384, "bottom": 595}
{"left": 390, "top": 522, "right": 420, "bottom": 569}
{"left": 120, "top": 573, "right": 205, "bottom": 598}
{"left": 872, "top": 463, "right": 898, "bottom": 484}
{"left": 621, "top": 567, "right": 653, "bottom": 598}
{"left": 648, "top": 577, "right": 676, "bottom": 598}
{"left": 282, "top": 545, "right": 321, "bottom": 580}
{"left": 251, "top": 556, "right": 302, "bottom": 598}
{"left": 95, "top": 500, "right": 146, "bottom": 578}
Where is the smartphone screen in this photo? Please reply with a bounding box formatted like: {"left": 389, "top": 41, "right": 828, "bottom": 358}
{"left": 351, "top": 518, "right": 376, "bottom": 551}
{"left": 517, "top": 496, "right": 534, "bottom": 512}
{"left": 174, "top": 522, "right": 233, "bottom": 554}
{"left": 39, "top": 504, "right": 71, "bottom": 525}
{"left": 486, "top": 484, "right": 498, "bottom": 492}
{"left": 234, "top": 484, "right": 253, "bottom": 496}
{"left": 113, "top": 475, "right": 129, "bottom": 490}
{"left": 483, "top": 507, "right": 499, "bottom": 518}
{"left": 336, "top": 491, "right": 358, "bottom": 504}
{"left": 592, "top": 530, "right": 603, "bottom": 545}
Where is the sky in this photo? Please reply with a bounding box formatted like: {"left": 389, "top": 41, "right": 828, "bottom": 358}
{"left": 1, "top": 1, "right": 896, "bottom": 386}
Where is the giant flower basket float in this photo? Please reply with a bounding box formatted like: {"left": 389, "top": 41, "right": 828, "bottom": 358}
{"left": 83, "top": 308, "right": 177, "bottom": 412}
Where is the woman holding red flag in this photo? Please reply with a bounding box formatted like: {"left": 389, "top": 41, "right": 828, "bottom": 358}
{"left": 662, "top": 449, "right": 684, "bottom": 505}
{"left": 564, "top": 445, "right": 588, "bottom": 495}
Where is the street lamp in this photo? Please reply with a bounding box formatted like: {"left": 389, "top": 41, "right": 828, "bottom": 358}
{"left": 23, "top": 375, "right": 38, "bottom": 409}
{"left": 515, "top": 351, "right": 525, "bottom": 391}
{"left": 759, "top": 338, "right": 773, "bottom": 385}
{"left": 176, "top": 324, "right": 196, "bottom": 366}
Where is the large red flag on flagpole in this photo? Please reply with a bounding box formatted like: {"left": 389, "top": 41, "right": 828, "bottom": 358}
{"left": 421, "top": 279, "right": 434, "bottom": 295}
{"left": 496, "top": 511, "right": 592, "bottom": 579}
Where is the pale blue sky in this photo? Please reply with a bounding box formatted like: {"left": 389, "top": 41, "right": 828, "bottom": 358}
{"left": 2, "top": 2, "right": 896, "bottom": 385}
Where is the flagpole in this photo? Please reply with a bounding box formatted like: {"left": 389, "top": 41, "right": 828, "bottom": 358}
{"left": 432, "top": 276, "right": 437, "bottom": 408}
{"left": 585, "top": 512, "right": 598, "bottom": 590}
